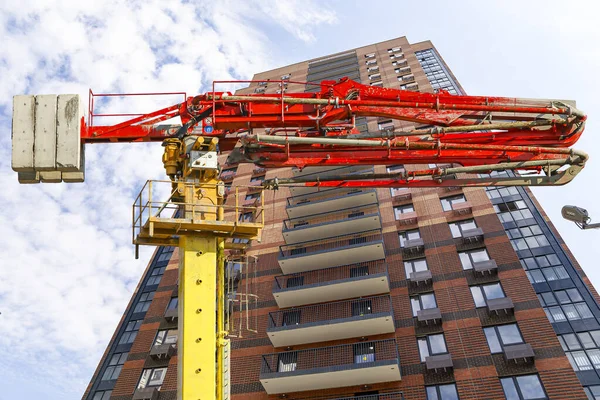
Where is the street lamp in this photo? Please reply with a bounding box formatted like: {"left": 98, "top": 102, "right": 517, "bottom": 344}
{"left": 561, "top": 205, "right": 600, "bottom": 230}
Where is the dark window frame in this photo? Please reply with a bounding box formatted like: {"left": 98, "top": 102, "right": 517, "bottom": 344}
{"left": 483, "top": 323, "right": 525, "bottom": 354}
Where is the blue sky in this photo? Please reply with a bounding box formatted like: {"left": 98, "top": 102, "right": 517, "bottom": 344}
{"left": 0, "top": 1, "right": 599, "bottom": 399}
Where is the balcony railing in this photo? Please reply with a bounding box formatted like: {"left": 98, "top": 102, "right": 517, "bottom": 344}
{"left": 279, "top": 230, "right": 383, "bottom": 259}
{"left": 283, "top": 204, "right": 379, "bottom": 231}
{"left": 267, "top": 295, "right": 394, "bottom": 346}
{"left": 287, "top": 188, "right": 364, "bottom": 207}
{"left": 274, "top": 260, "right": 387, "bottom": 291}
{"left": 260, "top": 339, "right": 401, "bottom": 393}
{"left": 272, "top": 260, "right": 389, "bottom": 308}
{"left": 269, "top": 295, "right": 392, "bottom": 328}
{"left": 282, "top": 204, "right": 380, "bottom": 245}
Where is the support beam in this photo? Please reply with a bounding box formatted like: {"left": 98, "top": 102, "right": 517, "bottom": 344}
{"left": 178, "top": 235, "right": 217, "bottom": 400}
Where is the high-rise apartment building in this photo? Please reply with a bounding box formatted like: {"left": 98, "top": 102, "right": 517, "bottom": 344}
{"left": 84, "top": 37, "right": 600, "bottom": 400}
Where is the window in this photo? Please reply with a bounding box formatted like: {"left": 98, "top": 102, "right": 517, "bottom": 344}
{"left": 394, "top": 204, "right": 415, "bottom": 219}
{"left": 483, "top": 324, "right": 524, "bottom": 353}
{"left": 134, "top": 291, "right": 155, "bottom": 313}
{"left": 138, "top": 367, "right": 168, "bottom": 389}
{"left": 458, "top": 248, "right": 490, "bottom": 270}
{"left": 500, "top": 375, "right": 547, "bottom": 400}
{"left": 281, "top": 74, "right": 291, "bottom": 80}
{"left": 167, "top": 297, "right": 178, "bottom": 310}
{"left": 470, "top": 283, "right": 505, "bottom": 308}
{"left": 364, "top": 53, "right": 376, "bottom": 59}
{"left": 520, "top": 254, "right": 570, "bottom": 284}
{"left": 350, "top": 265, "right": 369, "bottom": 278}
{"left": 399, "top": 229, "right": 421, "bottom": 247}
{"left": 486, "top": 186, "right": 519, "bottom": 200}
{"left": 449, "top": 219, "right": 478, "bottom": 238}
{"left": 418, "top": 334, "right": 448, "bottom": 362}
{"left": 119, "top": 320, "right": 142, "bottom": 344}
{"left": 426, "top": 384, "right": 460, "bottom": 400}
{"left": 348, "top": 210, "right": 365, "bottom": 218}
{"left": 411, "top": 293, "right": 438, "bottom": 317}
{"left": 559, "top": 330, "right": 600, "bottom": 372}
{"left": 238, "top": 212, "right": 253, "bottom": 222}
{"left": 286, "top": 276, "right": 304, "bottom": 288}
{"left": 254, "top": 87, "right": 265, "bottom": 94}
{"left": 282, "top": 310, "right": 301, "bottom": 326}
{"left": 440, "top": 195, "right": 467, "bottom": 211}
{"left": 538, "top": 289, "right": 594, "bottom": 322}
{"left": 507, "top": 225, "right": 550, "bottom": 251}
{"left": 494, "top": 200, "right": 534, "bottom": 223}
{"left": 245, "top": 192, "right": 261, "bottom": 201}
{"left": 147, "top": 266, "right": 166, "bottom": 286}
{"left": 250, "top": 175, "right": 264, "bottom": 183}
{"left": 101, "top": 352, "right": 128, "bottom": 381}
{"left": 92, "top": 391, "right": 112, "bottom": 400}
{"left": 352, "top": 299, "right": 372, "bottom": 316}
{"left": 354, "top": 342, "right": 375, "bottom": 363}
{"left": 278, "top": 351, "right": 297, "bottom": 372}
{"left": 388, "top": 46, "right": 402, "bottom": 53}
{"left": 585, "top": 386, "right": 600, "bottom": 400}
{"left": 156, "top": 247, "right": 174, "bottom": 263}
{"left": 404, "top": 258, "right": 428, "bottom": 278}
{"left": 154, "top": 329, "right": 178, "bottom": 346}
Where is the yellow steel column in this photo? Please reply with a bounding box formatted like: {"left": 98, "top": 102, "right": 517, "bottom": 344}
{"left": 216, "top": 237, "right": 226, "bottom": 400}
{"left": 178, "top": 234, "right": 217, "bottom": 400}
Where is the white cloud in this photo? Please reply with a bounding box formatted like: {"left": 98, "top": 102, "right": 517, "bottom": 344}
{"left": 0, "top": 1, "right": 336, "bottom": 398}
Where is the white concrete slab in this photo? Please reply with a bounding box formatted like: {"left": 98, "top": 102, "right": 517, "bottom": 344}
{"left": 34, "top": 95, "right": 57, "bottom": 170}
{"left": 40, "top": 171, "right": 62, "bottom": 183}
{"left": 274, "top": 274, "right": 390, "bottom": 308}
{"left": 17, "top": 171, "right": 40, "bottom": 184}
{"left": 56, "top": 94, "right": 81, "bottom": 171}
{"left": 260, "top": 363, "right": 401, "bottom": 394}
{"left": 11, "top": 95, "right": 35, "bottom": 172}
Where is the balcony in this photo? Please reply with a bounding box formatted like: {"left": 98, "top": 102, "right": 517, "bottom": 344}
{"left": 503, "top": 343, "right": 535, "bottom": 363}
{"left": 396, "top": 211, "right": 418, "bottom": 226}
{"left": 461, "top": 228, "right": 484, "bottom": 243}
{"left": 487, "top": 297, "right": 514, "bottom": 315}
{"left": 260, "top": 339, "right": 401, "bottom": 394}
{"left": 425, "top": 354, "right": 453, "bottom": 372}
{"left": 283, "top": 204, "right": 381, "bottom": 244}
{"left": 287, "top": 188, "right": 378, "bottom": 219}
{"left": 289, "top": 166, "right": 375, "bottom": 196}
{"left": 278, "top": 230, "right": 385, "bottom": 274}
{"left": 252, "top": 167, "right": 267, "bottom": 176}
{"left": 409, "top": 270, "right": 432, "bottom": 284}
{"left": 267, "top": 295, "right": 394, "bottom": 347}
{"left": 402, "top": 238, "right": 424, "bottom": 256}
{"left": 417, "top": 308, "right": 442, "bottom": 325}
{"left": 164, "top": 308, "right": 178, "bottom": 323}
{"left": 273, "top": 260, "right": 390, "bottom": 308}
{"left": 473, "top": 259, "right": 498, "bottom": 275}
{"left": 149, "top": 344, "right": 176, "bottom": 360}
{"left": 132, "top": 388, "right": 159, "bottom": 400}
{"left": 452, "top": 201, "right": 472, "bottom": 216}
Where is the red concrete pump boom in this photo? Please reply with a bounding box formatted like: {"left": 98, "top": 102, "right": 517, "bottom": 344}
{"left": 82, "top": 77, "right": 588, "bottom": 188}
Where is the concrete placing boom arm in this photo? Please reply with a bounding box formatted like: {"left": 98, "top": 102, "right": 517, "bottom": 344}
{"left": 9, "top": 77, "right": 588, "bottom": 400}
{"left": 12, "top": 77, "right": 587, "bottom": 187}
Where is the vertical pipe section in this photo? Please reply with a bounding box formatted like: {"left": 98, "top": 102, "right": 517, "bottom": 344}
{"left": 216, "top": 237, "right": 226, "bottom": 400}
{"left": 178, "top": 235, "right": 217, "bottom": 400}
